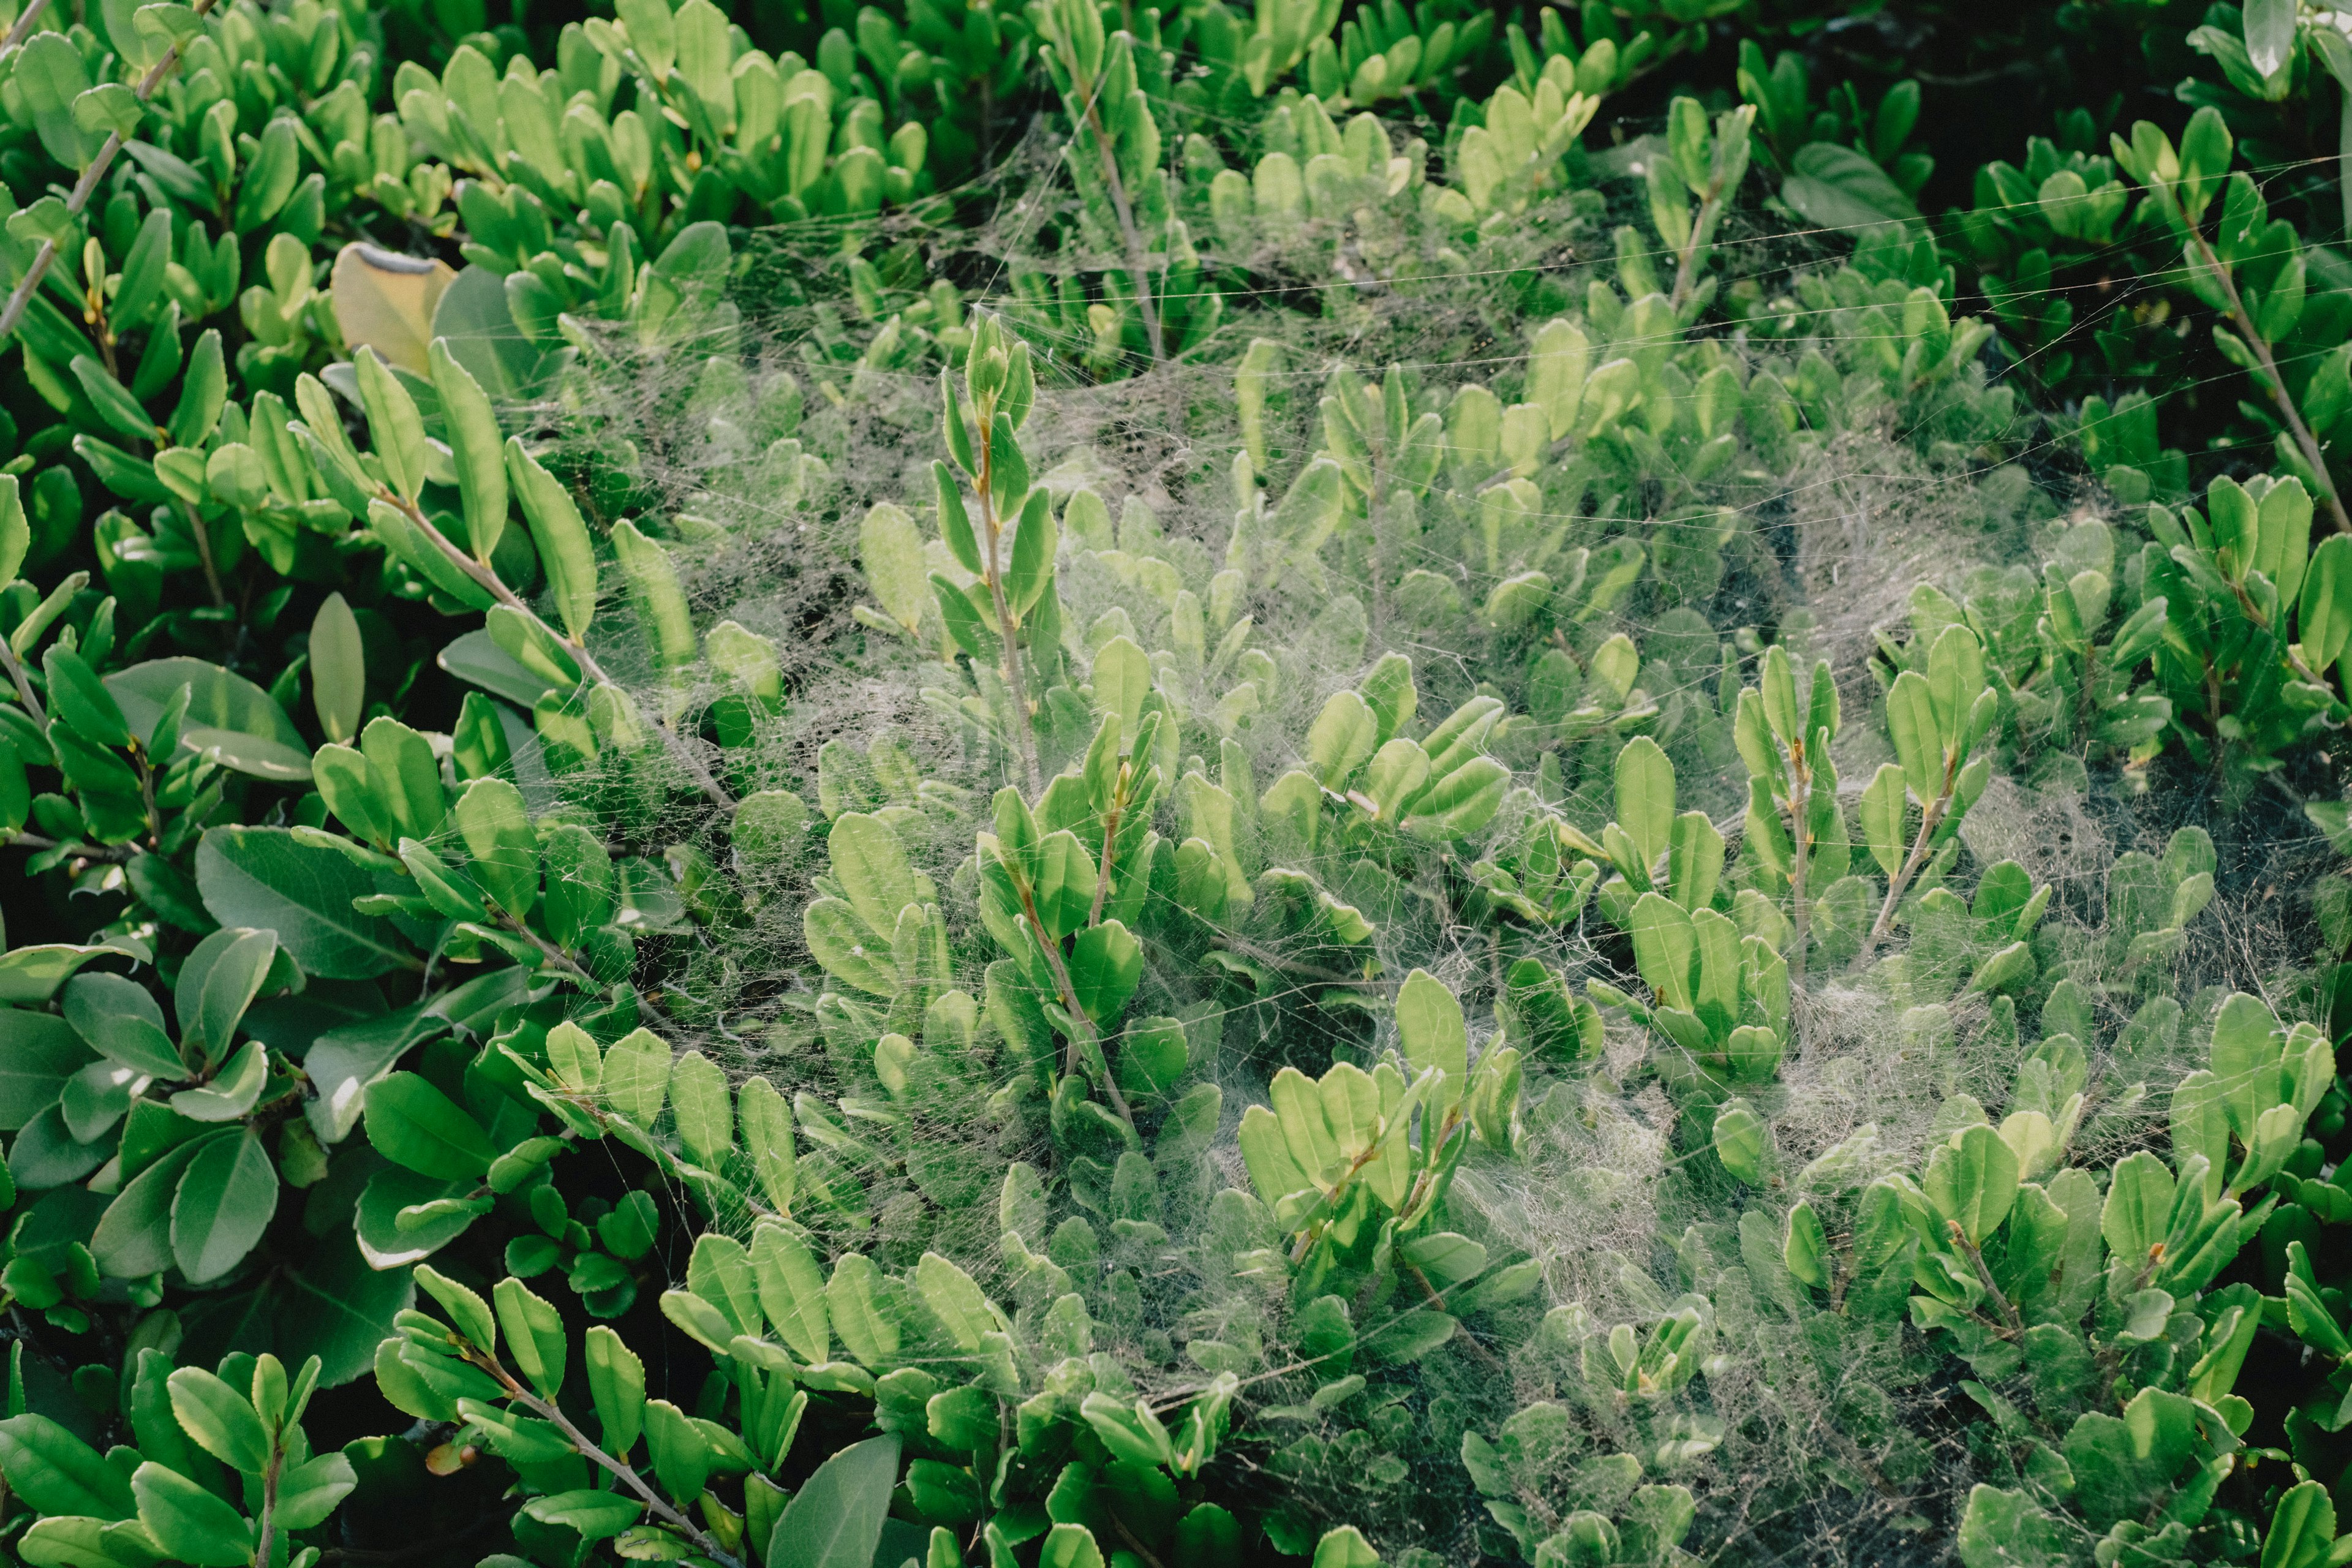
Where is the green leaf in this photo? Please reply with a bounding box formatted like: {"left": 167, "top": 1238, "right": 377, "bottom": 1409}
{"left": 130, "top": 1459, "right": 251, "bottom": 1567}
{"left": 354, "top": 346, "right": 427, "bottom": 503}
{"left": 365, "top": 1072, "right": 497, "bottom": 1179}
{"left": 1860, "top": 763, "right": 1907, "bottom": 880}
{"left": 1712, "top": 1099, "right": 1768, "bottom": 1183}
{"left": 1781, "top": 141, "right": 1920, "bottom": 230}
{"left": 0, "top": 1008, "right": 99, "bottom": 1128}
{"left": 1031, "top": 831, "right": 1097, "bottom": 940}
{"left": 45, "top": 646, "right": 130, "bottom": 748}
{"left": 195, "top": 827, "right": 412, "bottom": 979}
{"left": 453, "top": 777, "right": 536, "bottom": 918}
{"left": 687, "top": 1232, "right": 760, "bottom": 1335}
{"left": 767, "top": 1433, "right": 902, "bottom": 1568}
{"left": 0, "top": 475, "right": 26, "bottom": 586}
{"left": 1885, "top": 670, "right": 1941, "bottom": 804}
{"left": 1613, "top": 736, "right": 1675, "bottom": 873}
{"left": 273, "top": 1450, "right": 358, "bottom": 1531}
{"left": 2101, "top": 1149, "right": 2176, "bottom": 1265}
{"left": 0, "top": 1414, "right": 137, "bottom": 1519}
{"left": 860, "top": 502, "right": 929, "bottom": 635}
{"left": 108, "top": 658, "right": 312, "bottom": 783}
{"left": 585, "top": 1324, "right": 646, "bottom": 1455}
{"left": 507, "top": 438, "right": 598, "bottom": 641}
{"left": 644, "top": 1398, "right": 712, "bottom": 1504}
{"left": 524, "top": 1490, "right": 644, "bottom": 1542}
{"left": 1038, "top": 1524, "right": 1107, "bottom": 1568}
{"left": 167, "top": 330, "right": 225, "bottom": 448}
{"left": 915, "top": 1251, "right": 1000, "bottom": 1352}
{"left": 602, "top": 1027, "right": 673, "bottom": 1125}
{"left": 415, "top": 1262, "right": 497, "bottom": 1352}
{"left": 670, "top": 1050, "right": 733, "bottom": 1166}
{"left": 752, "top": 1221, "right": 830, "bottom": 1363}
{"left": 164, "top": 1366, "right": 270, "bottom": 1471}
{"left": 168, "top": 1038, "right": 268, "bottom": 1122}
{"left": 494, "top": 1278, "right": 567, "bottom": 1399}
{"left": 91, "top": 1133, "right": 214, "bottom": 1277}
{"left": 827, "top": 813, "right": 918, "bottom": 940}
{"left": 1396, "top": 968, "right": 1468, "bottom": 1110}
{"left": 170, "top": 1128, "right": 279, "bottom": 1283}
{"left": 826, "top": 1253, "right": 900, "bottom": 1367}
{"left": 1954, "top": 1485, "right": 2075, "bottom": 1568}
{"left": 310, "top": 594, "right": 367, "bottom": 745}
{"left": 1068, "top": 921, "right": 1142, "bottom": 1026}
{"left": 1006, "top": 487, "right": 1058, "bottom": 619}
{"left": 429, "top": 337, "right": 508, "bottom": 562}
{"left": 1307, "top": 690, "right": 1378, "bottom": 790}
{"left": 739, "top": 1076, "right": 797, "bottom": 1213}
{"left": 611, "top": 521, "right": 696, "bottom": 670}
{"left": 180, "top": 925, "right": 276, "bottom": 1065}
{"left": 1923, "top": 1123, "right": 2020, "bottom": 1246}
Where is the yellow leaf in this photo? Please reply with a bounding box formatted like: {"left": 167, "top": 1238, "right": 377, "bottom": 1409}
{"left": 330, "top": 243, "right": 455, "bottom": 375}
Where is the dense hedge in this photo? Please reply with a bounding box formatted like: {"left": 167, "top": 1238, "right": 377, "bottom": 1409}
{"left": 1, "top": 0, "right": 2351, "bottom": 1562}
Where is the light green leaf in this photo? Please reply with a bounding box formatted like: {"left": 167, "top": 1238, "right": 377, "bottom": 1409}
{"left": 602, "top": 1027, "right": 673, "bottom": 1125}
{"left": 0, "top": 1414, "right": 137, "bottom": 1520}
{"left": 364, "top": 1072, "right": 497, "bottom": 1179}
{"left": 428, "top": 337, "right": 507, "bottom": 562}
{"left": 585, "top": 1324, "right": 646, "bottom": 1455}
{"left": 164, "top": 1367, "right": 270, "bottom": 1472}
{"left": 670, "top": 1050, "right": 733, "bottom": 1166}
{"left": 1396, "top": 969, "right": 1468, "bottom": 1110}
{"left": 767, "top": 1433, "right": 902, "bottom": 1568}
{"left": 310, "top": 594, "right": 367, "bottom": 745}
{"left": 494, "top": 1278, "right": 567, "bottom": 1398}
{"left": 752, "top": 1221, "right": 829, "bottom": 1363}
{"left": 1923, "top": 1123, "right": 2019, "bottom": 1246}
{"left": 130, "top": 1461, "right": 249, "bottom": 1567}
{"left": 170, "top": 1129, "right": 279, "bottom": 1283}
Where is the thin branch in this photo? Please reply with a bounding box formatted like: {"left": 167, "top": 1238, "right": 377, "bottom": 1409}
{"left": 1949, "top": 1221, "right": 2024, "bottom": 1339}
{"left": 250, "top": 1446, "right": 283, "bottom": 1568}
{"left": 0, "top": 0, "right": 223, "bottom": 339}
{"left": 380, "top": 489, "right": 735, "bottom": 810}
{"left": 0, "top": 0, "right": 56, "bottom": 64}
{"left": 0, "top": 633, "right": 45, "bottom": 723}
{"left": 1065, "top": 48, "right": 1166, "bottom": 364}
{"left": 1850, "top": 761, "right": 1957, "bottom": 972}
{"left": 1008, "top": 861, "right": 1135, "bottom": 1129}
{"left": 471, "top": 1354, "right": 744, "bottom": 1568}
{"left": 2185, "top": 224, "right": 2352, "bottom": 538}
{"left": 177, "top": 500, "right": 227, "bottom": 609}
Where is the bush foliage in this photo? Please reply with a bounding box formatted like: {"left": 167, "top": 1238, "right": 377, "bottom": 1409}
{"left": 2, "top": 0, "right": 2352, "bottom": 1562}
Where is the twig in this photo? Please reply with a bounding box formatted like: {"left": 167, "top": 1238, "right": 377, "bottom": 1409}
{"left": 3, "top": 830, "right": 132, "bottom": 862}
{"left": 498, "top": 911, "right": 602, "bottom": 990}
{"left": 0, "top": 0, "right": 223, "bottom": 340}
{"left": 2183, "top": 224, "right": 2352, "bottom": 538}
{"left": 1849, "top": 761, "right": 1958, "bottom": 972}
{"left": 0, "top": 632, "right": 45, "bottom": 723}
{"left": 1008, "top": 861, "right": 1135, "bottom": 1128}
{"left": 1949, "top": 1221, "right": 2024, "bottom": 1338}
{"left": 178, "top": 500, "right": 227, "bottom": 609}
{"left": 1060, "top": 39, "right": 1166, "bottom": 364}
{"left": 0, "top": 0, "right": 56, "bottom": 64}
{"left": 379, "top": 489, "right": 735, "bottom": 811}
{"left": 972, "top": 431, "right": 1042, "bottom": 793}
{"left": 470, "top": 1353, "right": 744, "bottom": 1568}
{"left": 251, "top": 1447, "right": 283, "bottom": 1568}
